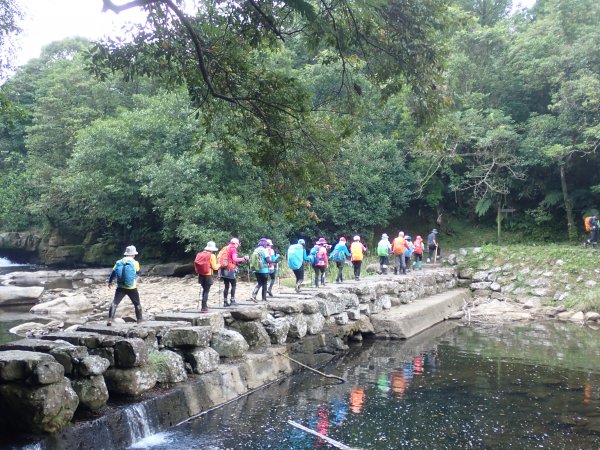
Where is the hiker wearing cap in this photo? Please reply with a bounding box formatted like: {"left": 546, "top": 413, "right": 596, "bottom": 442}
{"left": 249, "top": 238, "right": 272, "bottom": 302}
{"left": 106, "top": 245, "right": 142, "bottom": 326}
{"left": 310, "top": 238, "right": 329, "bottom": 287}
{"left": 219, "top": 237, "right": 249, "bottom": 306}
{"left": 377, "top": 233, "right": 392, "bottom": 274}
{"left": 331, "top": 237, "right": 352, "bottom": 283}
{"left": 404, "top": 236, "right": 414, "bottom": 272}
{"left": 251, "top": 239, "right": 280, "bottom": 298}
{"left": 287, "top": 239, "right": 310, "bottom": 292}
{"left": 194, "top": 241, "right": 220, "bottom": 313}
{"left": 427, "top": 229, "right": 440, "bottom": 263}
{"left": 350, "top": 235, "right": 366, "bottom": 281}
{"left": 413, "top": 236, "right": 424, "bottom": 270}
{"left": 392, "top": 231, "right": 409, "bottom": 275}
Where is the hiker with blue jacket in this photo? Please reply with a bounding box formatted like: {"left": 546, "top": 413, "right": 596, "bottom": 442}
{"left": 287, "top": 239, "right": 311, "bottom": 292}
{"left": 331, "top": 236, "right": 351, "bottom": 283}
{"left": 107, "top": 245, "right": 142, "bottom": 326}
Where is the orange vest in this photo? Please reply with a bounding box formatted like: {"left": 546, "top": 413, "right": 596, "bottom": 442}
{"left": 350, "top": 242, "right": 364, "bottom": 261}
{"left": 392, "top": 237, "right": 406, "bottom": 255}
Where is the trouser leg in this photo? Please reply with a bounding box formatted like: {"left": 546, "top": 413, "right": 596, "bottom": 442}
{"left": 257, "top": 273, "right": 268, "bottom": 300}
{"left": 268, "top": 272, "right": 275, "bottom": 294}
{"left": 125, "top": 289, "right": 142, "bottom": 321}
{"left": 199, "top": 276, "right": 212, "bottom": 309}
{"left": 229, "top": 278, "right": 237, "bottom": 301}
{"left": 336, "top": 262, "right": 343, "bottom": 282}
{"left": 223, "top": 279, "right": 230, "bottom": 304}
{"left": 108, "top": 288, "right": 127, "bottom": 319}
{"left": 314, "top": 267, "right": 320, "bottom": 287}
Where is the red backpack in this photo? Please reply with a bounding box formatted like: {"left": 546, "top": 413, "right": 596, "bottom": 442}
{"left": 217, "top": 246, "right": 235, "bottom": 270}
{"left": 194, "top": 251, "right": 212, "bottom": 275}
{"left": 585, "top": 216, "right": 593, "bottom": 232}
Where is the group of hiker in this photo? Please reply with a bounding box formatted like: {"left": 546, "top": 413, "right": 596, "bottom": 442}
{"left": 104, "top": 228, "right": 441, "bottom": 322}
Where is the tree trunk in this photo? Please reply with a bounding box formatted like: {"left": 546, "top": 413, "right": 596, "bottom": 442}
{"left": 560, "top": 164, "right": 577, "bottom": 241}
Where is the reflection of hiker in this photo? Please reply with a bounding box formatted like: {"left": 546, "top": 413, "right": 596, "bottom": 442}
{"left": 392, "top": 231, "right": 409, "bottom": 275}
{"left": 377, "top": 233, "right": 392, "bottom": 274}
{"left": 350, "top": 236, "right": 366, "bottom": 281}
{"left": 331, "top": 237, "right": 351, "bottom": 283}
{"left": 218, "top": 238, "right": 249, "bottom": 307}
{"left": 250, "top": 238, "right": 271, "bottom": 302}
{"left": 585, "top": 215, "right": 599, "bottom": 248}
{"left": 194, "top": 241, "right": 220, "bottom": 313}
{"left": 310, "top": 238, "right": 329, "bottom": 287}
{"left": 427, "top": 229, "right": 440, "bottom": 263}
{"left": 107, "top": 245, "right": 142, "bottom": 326}
{"left": 287, "top": 239, "right": 310, "bottom": 292}
{"left": 349, "top": 386, "right": 365, "bottom": 414}
{"left": 413, "top": 236, "right": 424, "bottom": 270}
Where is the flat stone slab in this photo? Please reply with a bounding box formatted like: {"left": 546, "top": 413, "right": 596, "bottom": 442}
{"left": 370, "top": 289, "right": 470, "bottom": 339}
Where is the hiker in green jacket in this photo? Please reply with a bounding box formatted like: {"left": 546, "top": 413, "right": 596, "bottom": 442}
{"left": 377, "top": 233, "right": 392, "bottom": 274}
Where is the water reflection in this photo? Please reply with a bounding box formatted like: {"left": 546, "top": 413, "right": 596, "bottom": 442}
{"left": 132, "top": 322, "right": 600, "bottom": 449}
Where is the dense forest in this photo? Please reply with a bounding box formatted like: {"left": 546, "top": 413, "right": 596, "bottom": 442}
{"left": 0, "top": 0, "right": 599, "bottom": 259}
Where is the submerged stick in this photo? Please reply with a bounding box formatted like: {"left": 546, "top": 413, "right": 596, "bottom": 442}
{"left": 277, "top": 352, "right": 346, "bottom": 383}
{"left": 288, "top": 420, "right": 361, "bottom": 450}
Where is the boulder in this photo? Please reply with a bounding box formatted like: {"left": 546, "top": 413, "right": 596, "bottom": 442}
{"left": 305, "top": 313, "right": 325, "bottom": 335}
{"left": 71, "top": 375, "right": 109, "bottom": 411}
{"left": 286, "top": 314, "right": 308, "bottom": 339}
{"left": 334, "top": 312, "right": 349, "bottom": 325}
{"left": 233, "top": 322, "right": 271, "bottom": 349}
{"left": 114, "top": 338, "right": 148, "bottom": 368}
{"left": 0, "top": 286, "right": 44, "bottom": 306}
{"left": 299, "top": 300, "right": 321, "bottom": 314}
{"left": 30, "top": 294, "right": 93, "bottom": 315}
{"left": 262, "top": 318, "right": 290, "bottom": 344}
{"left": 151, "top": 350, "right": 187, "bottom": 383}
{"left": 104, "top": 365, "right": 158, "bottom": 396}
{"left": 161, "top": 326, "right": 211, "bottom": 348}
{"left": 77, "top": 355, "right": 110, "bottom": 377}
{"left": 470, "top": 281, "right": 492, "bottom": 290}
{"left": 0, "top": 350, "right": 63, "bottom": 383}
{"left": 211, "top": 329, "right": 249, "bottom": 358}
{"left": 0, "top": 376, "right": 78, "bottom": 433}
{"left": 183, "top": 347, "right": 220, "bottom": 374}
{"left": 268, "top": 301, "right": 302, "bottom": 314}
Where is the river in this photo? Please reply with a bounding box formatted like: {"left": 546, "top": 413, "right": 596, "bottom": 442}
{"left": 128, "top": 321, "right": 600, "bottom": 449}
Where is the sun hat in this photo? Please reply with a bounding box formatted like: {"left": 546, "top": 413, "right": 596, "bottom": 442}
{"left": 204, "top": 241, "right": 218, "bottom": 252}
{"left": 416, "top": 235, "right": 422, "bottom": 240}
{"left": 124, "top": 245, "right": 138, "bottom": 256}
{"left": 317, "top": 237, "right": 327, "bottom": 245}
{"left": 230, "top": 238, "right": 240, "bottom": 245}
{"left": 266, "top": 239, "right": 273, "bottom": 246}
{"left": 406, "top": 235, "right": 412, "bottom": 241}
{"left": 382, "top": 233, "right": 388, "bottom": 239}
{"left": 298, "top": 239, "right": 306, "bottom": 245}
{"left": 432, "top": 229, "right": 438, "bottom": 234}
{"left": 339, "top": 236, "right": 347, "bottom": 242}
{"left": 353, "top": 235, "right": 360, "bottom": 241}
{"left": 258, "top": 238, "right": 269, "bottom": 247}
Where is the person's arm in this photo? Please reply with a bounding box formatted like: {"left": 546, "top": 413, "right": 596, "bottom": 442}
{"left": 303, "top": 249, "right": 311, "bottom": 261}
{"left": 230, "top": 248, "right": 247, "bottom": 263}
{"left": 107, "top": 262, "right": 117, "bottom": 286}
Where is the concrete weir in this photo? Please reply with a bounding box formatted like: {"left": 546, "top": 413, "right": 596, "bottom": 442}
{"left": 0, "top": 267, "right": 468, "bottom": 448}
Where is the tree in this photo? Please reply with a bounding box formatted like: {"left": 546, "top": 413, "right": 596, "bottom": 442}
{"left": 0, "top": 0, "right": 22, "bottom": 80}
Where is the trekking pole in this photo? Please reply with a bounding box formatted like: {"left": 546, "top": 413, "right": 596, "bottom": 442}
{"left": 434, "top": 244, "right": 438, "bottom": 264}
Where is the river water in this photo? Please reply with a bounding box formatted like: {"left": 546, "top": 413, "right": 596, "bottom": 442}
{"left": 127, "top": 320, "right": 600, "bottom": 449}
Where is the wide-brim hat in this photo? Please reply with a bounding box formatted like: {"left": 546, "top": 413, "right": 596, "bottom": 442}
{"left": 382, "top": 233, "right": 388, "bottom": 239}
{"left": 124, "top": 245, "right": 138, "bottom": 256}
{"left": 298, "top": 239, "right": 306, "bottom": 245}
{"left": 317, "top": 237, "right": 327, "bottom": 245}
{"left": 204, "top": 241, "right": 218, "bottom": 252}
{"left": 353, "top": 235, "right": 360, "bottom": 241}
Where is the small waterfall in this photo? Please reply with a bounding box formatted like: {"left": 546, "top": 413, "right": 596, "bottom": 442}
{"left": 0, "top": 256, "right": 20, "bottom": 267}
{"left": 125, "top": 403, "right": 155, "bottom": 445}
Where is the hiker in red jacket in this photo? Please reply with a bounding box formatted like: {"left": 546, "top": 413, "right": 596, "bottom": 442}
{"left": 194, "top": 241, "right": 220, "bottom": 313}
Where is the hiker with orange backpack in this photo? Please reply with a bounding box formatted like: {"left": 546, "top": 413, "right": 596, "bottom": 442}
{"left": 412, "top": 236, "right": 425, "bottom": 270}
{"left": 392, "top": 231, "right": 409, "bottom": 275}
{"left": 218, "top": 238, "right": 249, "bottom": 307}
{"left": 585, "top": 215, "right": 598, "bottom": 248}
{"left": 350, "top": 236, "right": 366, "bottom": 281}
{"left": 194, "top": 241, "right": 220, "bottom": 312}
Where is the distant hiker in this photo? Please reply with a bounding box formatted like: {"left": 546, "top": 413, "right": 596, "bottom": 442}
{"left": 287, "top": 239, "right": 310, "bottom": 292}
{"left": 194, "top": 241, "right": 220, "bottom": 313}
{"left": 413, "top": 235, "right": 424, "bottom": 270}
{"left": 331, "top": 236, "right": 352, "bottom": 283}
{"left": 404, "top": 236, "right": 414, "bottom": 272}
{"left": 250, "top": 238, "right": 279, "bottom": 298}
{"left": 218, "top": 238, "right": 249, "bottom": 306}
{"left": 585, "top": 215, "right": 599, "bottom": 248}
{"left": 427, "top": 229, "right": 440, "bottom": 263}
{"left": 250, "top": 238, "right": 271, "bottom": 302}
{"left": 392, "top": 231, "right": 409, "bottom": 275}
{"left": 310, "top": 238, "right": 329, "bottom": 287}
{"left": 350, "top": 235, "right": 366, "bottom": 281}
{"left": 377, "top": 233, "right": 392, "bottom": 274}
{"left": 107, "top": 245, "right": 142, "bottom": 326}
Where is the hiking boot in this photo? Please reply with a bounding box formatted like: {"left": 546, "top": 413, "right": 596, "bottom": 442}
{"left": 223, "top": 301, "right": 230, "bottom": 307}
{"left": 106, "top": 320, "right": 112, "bottom": 327}
{"left": 250, "top": 296, "right": 258, "bottom": 303}
{"left": 267, "top": 290, "right": 273, "bottom": 297}
{"left": 230, "top": 298, "right": 237, "bottom": 305}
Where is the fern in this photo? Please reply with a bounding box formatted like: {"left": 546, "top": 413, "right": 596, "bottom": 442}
{"left": 475, "top": 197, "right": 493, "bottom": 217}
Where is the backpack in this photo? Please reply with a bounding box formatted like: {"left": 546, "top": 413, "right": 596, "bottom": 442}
{"left": 392, "top": 238, "right": 405, "bottom": 255}
{"left": 585, "top": 216, "right": 593, "bottom": 232}
{"left": 250, "top": 248, "right": 268, "bottom": 272}
{"left": 309, "top": 246, "right": 322, "bottom": 267}
{"left": 377, "top": 240, "right": 389, "bottom": 256}
{"left": 217, "top": 246, "right": 234, "bottom": 270}
{"left": 331, "top": 246, "right": 345, "bottom": 263}
{"left": 116, "top": 259, "right": 136, "bottom": 288}
{"left": 194, "top": 251, "right": 211, "bottom": 275}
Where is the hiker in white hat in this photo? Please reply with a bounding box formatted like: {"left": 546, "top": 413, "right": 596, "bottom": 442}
{"left": 194, "top": 241, "right": 221, "bottom": 313}
{"left": 106, "top": 245, "right": 142, "bottom": 325}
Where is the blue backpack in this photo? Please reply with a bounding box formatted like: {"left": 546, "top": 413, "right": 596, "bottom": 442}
{"left": 331, "top": 245, "right": 345, "bottom": 263}
{"left": 309, "top": 247, "right": 322, "bottom": 267}
{"left": 116, "top": 259, "right": 136, "bottom": 288}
